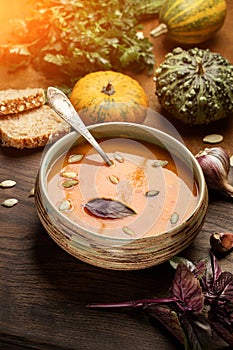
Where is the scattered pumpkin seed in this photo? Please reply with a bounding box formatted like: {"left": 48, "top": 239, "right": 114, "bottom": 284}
{"left": 0, "top": 180, "right": 16, "bottom": 188}
{"left": 61, "top": 179, "right": 79, "bottom": 188}
{"left": 151, "top": 160, "right": 168, "bottom": 167}
{"left": 145, "top": 190, "right": 160, "bottom": 197}
{"left": 61, "top": 171, "right": 78, "bottom": 179}
{"left": 170, "top": 212, "right": 179, "bottom": 225}
{"left": 58, "top": 199, "right": 72, "bottom": 211}
{"left": 230, "top": 155, "right": 233, "bottom": 167}
{"left": 68, "top": 154, "right": 83, "bottom": 163}
{"left": 28, "top": 187, "right": 35, "bottom": 197}
{"left": 122, "top": 226, "right": 135, "bottom": 237}
{"left": 108, "top": 175, "right": 119, "bottom": 184}
{"left": 202, "top": 134, "right": 223, "bottom": 144}
{"left": 113, "top": 152, "right": 124, "bottom": 163}
{"left": 1, "top": 198, "right": 18, "bottom": 207}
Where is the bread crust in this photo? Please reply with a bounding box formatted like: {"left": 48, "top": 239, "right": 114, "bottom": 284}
{"left": 0, "top": 88, "right": 45, "bottom": 115}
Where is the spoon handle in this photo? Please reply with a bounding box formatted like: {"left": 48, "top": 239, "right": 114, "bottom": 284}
{"left": 47, "top": 87, "right": 112, "bottom": 166}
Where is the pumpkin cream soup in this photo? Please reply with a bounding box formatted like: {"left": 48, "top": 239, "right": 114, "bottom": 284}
{"left": 47, "top": 136, "right": 198, "bottom": 239}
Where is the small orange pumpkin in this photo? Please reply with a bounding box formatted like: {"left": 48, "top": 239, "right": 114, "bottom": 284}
{"left": 69, "top": 71, "right": 149, "bottom": 125}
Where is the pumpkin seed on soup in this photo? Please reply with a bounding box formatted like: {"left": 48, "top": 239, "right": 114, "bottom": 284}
{"left": 151, "top": 160, "right": 168, "bottom": 167}
{"left": 145, "top": 190, "right": 160, "bottom": 197}
{"left": 61, "top": 179, "right": 79, "bottom": 188}
{"left": 68, "top": 154, "right": 83, "bottom": 163}
{"left": 58, "top": 199, "right": 72, "bottom": 211}
{"left": 108, "top": 175, "right": 119, "bottom": 184}
{"left": 122, "top": 226, "right": 135, "bottom": 237}
{"left": 170, "top": 212, "right": 179, "bottom": 224}
{"left": 60, "top": 171, "right": 78, "bottom": 179}
{"left": 113, "top": 152, "right": 124, "bottom": 163}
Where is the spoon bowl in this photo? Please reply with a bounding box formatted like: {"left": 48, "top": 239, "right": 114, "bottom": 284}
{"left": 47, "top": 87, "right": 112, "bottom": 166}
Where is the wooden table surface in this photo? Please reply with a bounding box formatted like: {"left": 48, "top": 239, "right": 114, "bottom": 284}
{"left": 1, "top": 2, "right": 233, "bottom": 349}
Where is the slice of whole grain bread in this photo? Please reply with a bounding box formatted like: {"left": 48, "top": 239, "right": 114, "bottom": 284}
{"left": 0, "top": 105, "right": 70, "bottom": 149}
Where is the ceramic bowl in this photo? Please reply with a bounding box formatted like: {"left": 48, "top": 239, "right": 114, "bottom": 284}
{"left": 35, "top": 122, "right": 208, "bottom": 270}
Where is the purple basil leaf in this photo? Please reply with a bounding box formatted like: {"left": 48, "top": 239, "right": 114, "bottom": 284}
{"left": 84, "top": 197, "right": 137, "bottom": 219}
{"left": 180, "top": 312, "right": 213, "bottom": 350}
{"left": 170, "top": 262, "right": 204, "bottom": 313}
{"left": 214, "top": 271, "right": 233, "bottom": 303}
{"left": 147, "top": 305, "right": 186, "bottom": 346}
{"left": 170, "top": 256, "right": 196, "bottom": 272}
{"left": 194, "top": 259, "right": 208, "bottom": 280}
{"left": 208, "top": 305, "right": 233, "bottom": 346}
{"left": 170, "top": 257, "right": 207, "bottom": 281}
{"left": 201, "top": 253, "right": 222, "bottom": 296}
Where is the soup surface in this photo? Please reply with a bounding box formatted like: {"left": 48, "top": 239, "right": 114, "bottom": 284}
{"left": 47, "top": 136, "right": 199, "bottom": 239}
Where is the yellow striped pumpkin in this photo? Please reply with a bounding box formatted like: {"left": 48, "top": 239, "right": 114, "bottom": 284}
{"left": 151, "top": 0, "right": 227, "bottom": 44}
{"left": 69, "top": 71, "right": 149, "bottom": 125}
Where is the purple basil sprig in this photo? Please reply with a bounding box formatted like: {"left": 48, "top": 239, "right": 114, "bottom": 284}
{"left": 87, "top": 253, "right": 233, "bottom": 349}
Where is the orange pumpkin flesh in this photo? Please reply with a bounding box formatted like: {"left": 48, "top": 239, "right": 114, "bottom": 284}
{"left": 69, "top": 71, "right": 149, "bottom": 125}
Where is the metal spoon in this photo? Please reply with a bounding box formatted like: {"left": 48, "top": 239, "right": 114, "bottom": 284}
{"left": 47, "top": 87, "right": 112, "bottom": 166}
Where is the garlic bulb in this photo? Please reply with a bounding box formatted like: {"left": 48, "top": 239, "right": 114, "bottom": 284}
{"left": 195, "top": 147, "right": 233, "bottom": 197}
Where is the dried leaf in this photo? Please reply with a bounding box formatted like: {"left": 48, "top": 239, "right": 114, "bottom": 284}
{"left": 84, "top": 198, "right": 136, "bottom": 219}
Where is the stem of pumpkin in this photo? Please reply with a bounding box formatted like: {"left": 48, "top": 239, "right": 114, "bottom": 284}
{"left": 150, "top": 23, "right": 168, "bottom": 38}
{"left": 101, "top": 81, "right": 115, "bottom": 96}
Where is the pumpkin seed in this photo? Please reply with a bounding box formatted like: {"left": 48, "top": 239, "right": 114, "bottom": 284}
{"left": 68, "top": 154, "right": 83, "bottom": 163}
{"left": 0, "top": 180, "right": 16, "bottom": 188}
{"left": 61, "top": 171, "right": 78, "bottom": 179}
{"left": 170, "top": 212, "right": 179, "bottom": 225}
{"left": 230, "top": 155, "right": 233, "bottom": 167}
{"left": 122, "top": 226, "right": 135, "bottom": 237}
{"left": 1, "top": 198, "right": 18, "bottom": 207}
{"left": 61, "top": 179, "right": 79, "bottom": 188}
{"left": 108, "top": 175, "right": 119, "bottom": 184}
{"left": 151, "top": 160, "right": 168, "bottom": 167}
{"left": 113, "top": 152, "right": 124, "bottom": 163}
{"left": 28, "top": 187, "right": 35, "bottom": 197}
{"left": 202, "top": 134, "right": 223, "bottom": 144}
{"left": 145, "top": 190, "right": 160, "bottom": 197}
{"left": 58, "top": 199, "right": 72, "bottom": 211}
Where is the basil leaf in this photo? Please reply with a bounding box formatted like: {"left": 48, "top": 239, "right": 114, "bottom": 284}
{"left": 170, "top": 262, "right": 204, "bottom": 313}
{"left": 84, "top": 198, "right": 136, "bottom": 219}
{"left": 180, "top": 312, "right": 213, "bottom": 350}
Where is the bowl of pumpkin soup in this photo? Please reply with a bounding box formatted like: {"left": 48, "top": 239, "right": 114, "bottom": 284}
{"left": 35, "top": 122, "right": 208, "bottom": 270}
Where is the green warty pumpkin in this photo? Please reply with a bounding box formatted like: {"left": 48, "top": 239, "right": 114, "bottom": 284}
{"left": 154, "top": 47, "right": 233, "bottom": 125}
